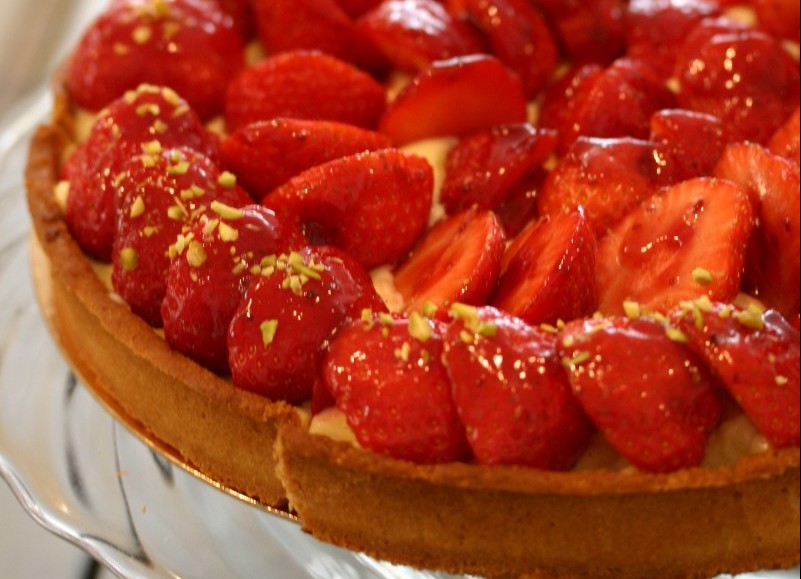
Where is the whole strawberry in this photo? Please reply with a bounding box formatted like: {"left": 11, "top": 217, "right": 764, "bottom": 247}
{"left": 65, "top": 85, "right": 219, "bottom": 261}
{"left": 558, "top": 316, "right": 723, "bottom": 473}
{"left": 228, "top": 246, "right": 386, "bottom": 403}
{"left": 112, "top": 146, "right": 252, "bottom": 326}
{"left": 162, "top": 205, "right": 306, "bottom": 373}
{"left": 443, "top": 306, "right": 594, "bottom": 469}
{"left": 67, "top": 0, "right": 245, "bottom": 120}
{"left": 323, "top": 313, "right": 470, "bottom": 463}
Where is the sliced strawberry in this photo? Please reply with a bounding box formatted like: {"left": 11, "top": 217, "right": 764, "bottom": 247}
{"left": 379, "top": 55, "right": 528, "bottom": 145}
{"left": 323, "top": 314, "right": 470, "bottom": 463}
{"left": 491, "top": 211, "right": 598, "bottom": 326}
{"left": 228, "top": 246, "right": 386, "bottom": 403}
{"left": 714, "top": 142, "right": 801, "bottom": 319}
{"left": 449, "top": 0, "right": 558, "bottom": 97}
{"left": 649, "top": 109, "right": 733, "bottom": 182}
{"left": 65, "top": 85, "right": 219, "bottom": 261}
{"left": 538, "top": 137, "right": 677, "bottom": 238}
{"left": 539, "top": 58, "right": 675, "bottom": 154}
{"left": 531, "top": 0, "right": 626, "bottom": 65}
{"left": 443, "top": 306, "right": 594, "bottom": 469}
{"left": 596, "top": 178, "right": 755, "bottom": 316}
{"left": 67, "top": 0, "right": 244, "bottom": 120}
{"left": 673, "top": 301, "right": 800, "bottom": 449}
{"left": 357, "top": 0, "right": 485, "bottom": 73}
{"left": 440, "top": 125, "right": 556, "bottom": 215}
{"left": 769, "top": 108, "right": 800, "bottom": 166}
{"left": 558, "top": 316, "right": 723, "bottom": 473}
{"left": 752, "top": 0, "right": 800, "bottom": 43}
{"left": 112, "top": 146, "right": 252, "bottom": 326}
{"left": 675, "top": 29, "right": 800, "bottom": 144}
{"left": 264, "top": 149, "right": 434, "bottom": 269}
{"left": 224, "top": 51, "right": 387, "bottom": 133}
{"left": 394, "top": 208, "right": 505, "bottom": 312}
{"left": 625, "top": 0, "right": 720, "bottom": 78}
{"left": 220, "top": 119, "right": 391, "bottom": 202}
{"left": 162, "top": 206, "right": 306, "bottom": 373}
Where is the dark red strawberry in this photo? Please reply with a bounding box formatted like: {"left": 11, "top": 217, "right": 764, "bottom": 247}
{"left": 596, "top": 178, "right": 755, "bottom": 316}
{"left": 675, "top": 29, "right": 800, "bottom": 144}
{"left": 112, "top": 146, "right": 252, "bottom": 326}
{"left": 531, "top": 0, "right": 626, "bottom": 65}
{"left": 448, "top": 0, "right": 558, "bottom": 97}
{"left": 495, "top": 169, "right": 548, "bottom": 238}
{"left": 753, "top": 0, "right": 800, "bottom": 42}
{"left": 204, "top": 0, "right": 254, "bottom": 38}
{"left": 337, "top": 0, "right": 384, "bottom": 18}
{"left": 228, "top": 246, "right": 387, "bottom": 403}
{"left": 538, "top": 137, "right": 677, "bottom": 238}
{"left": 394, "top": 208, "right": 505, "bottom": 312}
{"left": 559, "top": 316, "right": 723, "bottom": 473}
{"left": 673, "top": 301, "right": 800, "bottom": 449}
{"left": 264, "top": 149, "right": 434, "bottom": 269}
{"left": 539, "top": 58, "right": 675, "bottom": 154}
{"left": 357, "top": 0, "right": 485, "bottom": 73}
{"left": 162, "top": 205, "right": 306, "bottom": 373}
{"left": 67, "top": 0, "right": 245, "bottom": 120}
{"left": 379, "top": 55, "right": 528, "bottom": 145}
{"left": 65, "top": 85, "right": 219, "bottom": 261}
{"left": 714, "top": 142, "right": 801, "bottom": 319}
{"left": 673, "top": 15, "right": 749, "bottom": 66}
{"left": 440, "top": 124, "right": 557, "bottom": 215}
{"left": 649, "top": 109, "right": 733, "bottom": 181}
{"left": 251, "top": 0, "right": 382, "bottom": 71}
{"left": 625, "top": 0, "right": 720, "bottom": 78}
{"left": 443, "top": 306, "right": 594, "bottom": 469}
{"left": 225, "top": 51, "right": 387, "bottom": 133}
{"left": 220, "top": 119, "right": 391, "bottom": 202}
{"left": 491, "top": 211, "right": 598, "bottom": 326}
{"left": 769, "top": 108, "right": 800, "bottom": 166}
{"left": 323, "top": 314, "right": 470, "bottom": 463}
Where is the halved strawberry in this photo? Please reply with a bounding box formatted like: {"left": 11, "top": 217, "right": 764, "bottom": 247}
{"left": 323, "top": 314, "right": 470, "bottom": 463}
{"left": 625, "top": 0, "right": 721, "bottom": 78}
{"left": 531, "top": 0, "right": 626, "bottom": 65}
{"left": 264, "top": 149, "right": 434, "bottom": 269}
{"left": 440, "top": 124, "right": 557, "bottom": 215}
{"left": 714, "top": 142, "right": 801, "bottom": 319}
{"left": 65, "top": 85, "right": 219, "bottom": 261}
{"left": 224, "top": 51, "right": 387, "bottom": 132}
{"left": 228, "top": 246, "right": 386, "bottom": 403}
{"left": 220, "top": 119, "right": 391, "bottom": 202}
{"left": 769, "top": 108, "right": 800, "bottom": 166}
{"left": 379, "top": 55, "right": 528, "bottom": 145}
{"left": 443, "top": 306, "right": 594, "bottom": 469}
{"left": 675, "top": 29, "right": 800, "bottom": 144}
{"left": 539, "top": 58, "right": 675, "bottom": 154}
{"left": 596, "top": 178, "right": 755, "bottom": 316}
{"left": 649, "top": 109, "right": 733, "bottom": 182}
{"left": 448, "top": 0, "right": 558, "bottom": 97}
{"left": 67, "top": 0, "right": 245, "bottom": 120}
{"left": 491, "top": 211, "right": 598, "bottom": 326}
{"left": 538, "top": 137, "right": 676, "bottom": 238}
{"left": 558, "top": 316, "right": 723, "bottom": 473}
{"left": 393, "top": 208, "right": 505, "bottom": 313}
{"left": 112, "top": 146, "right": 252, "bottom": 326}
{"left": 673, "top": 301, "right": 800, "bottom": 449}
{"left": 357, "top": 0, "right": 485, "bottom": 73}
{"left": 251, "top": 0, "right": 381, "bottom": 71}
{"left": 162, "top": 205, "right": 306, "bottom": 373}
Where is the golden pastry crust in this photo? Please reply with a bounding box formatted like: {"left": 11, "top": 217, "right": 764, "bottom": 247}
{"left": 25, "top": 86, "right": 801, "bottom": 578}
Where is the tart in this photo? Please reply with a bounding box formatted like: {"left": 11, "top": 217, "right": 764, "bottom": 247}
{"left": 25, "top": 0, "right": 801, "bottom": 577}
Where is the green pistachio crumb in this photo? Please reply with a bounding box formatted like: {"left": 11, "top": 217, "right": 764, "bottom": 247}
{"left": 260, "top": 320, "right": 279, "bottom": 347}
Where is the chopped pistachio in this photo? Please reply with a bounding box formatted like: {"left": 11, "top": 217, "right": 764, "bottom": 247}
{"left": 692, "top": 267, "right": 715, "bottom": 286}
{"left": 735, "top": 309, "right": 765, "bottom": 331}
{"left": 562, "top": 351, "right": 591, "bottom": 369}
{"left": 120, "top": 248, "right": 139, "bottom": 271}
{"left": 218, "top": 222, "right": 239, "bottom": 243}
{"left": 167, "top": 205, "right": 187, "bottom": 221}
{"left": 421, "top": 301, "right": 439, "bottom": 319}
{"left": 186, "top": 242, "right": 207, "bottom": 268}
{"left": 211, "top": 201, "right": 245, "bottom": 221}
{"left": 218, "top": 171, "right": 237, "bottom": 189}
{"left": 395, "top": 342, "right": 412, "bottom": 363}
{"left": 260, "top": 320, "right": 279, "bottom": 347}
{"left": 408, "top": 312, "right": 433, "bottom": 343}
{"left": 623, "top": 300, "right": 641, "bottom": 320}
{"left": 379, "top": 313, "right": 395, "bottom": 326}
{"left": 130, "top": 196, "right": 146, "bottom": 218}
{"left": 666, "top": 327, "right": 689, "bottom": 344}
{"left": 141, "top": 140, "right": 162, "bottom": 155}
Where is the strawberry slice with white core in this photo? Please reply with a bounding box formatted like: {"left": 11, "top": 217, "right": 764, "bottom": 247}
{"left": 491, "top": 211, "right": 598, "bottom": 326}
{"left": 393, "top": 208, "right": 505, "bottom": 313}
{"left": 596, "top": 178, "right": 755, "bottom": 316}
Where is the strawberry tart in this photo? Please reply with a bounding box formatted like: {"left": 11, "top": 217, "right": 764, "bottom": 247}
{"left": 25, "top": 0, "right": 801, "bottom": 577}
